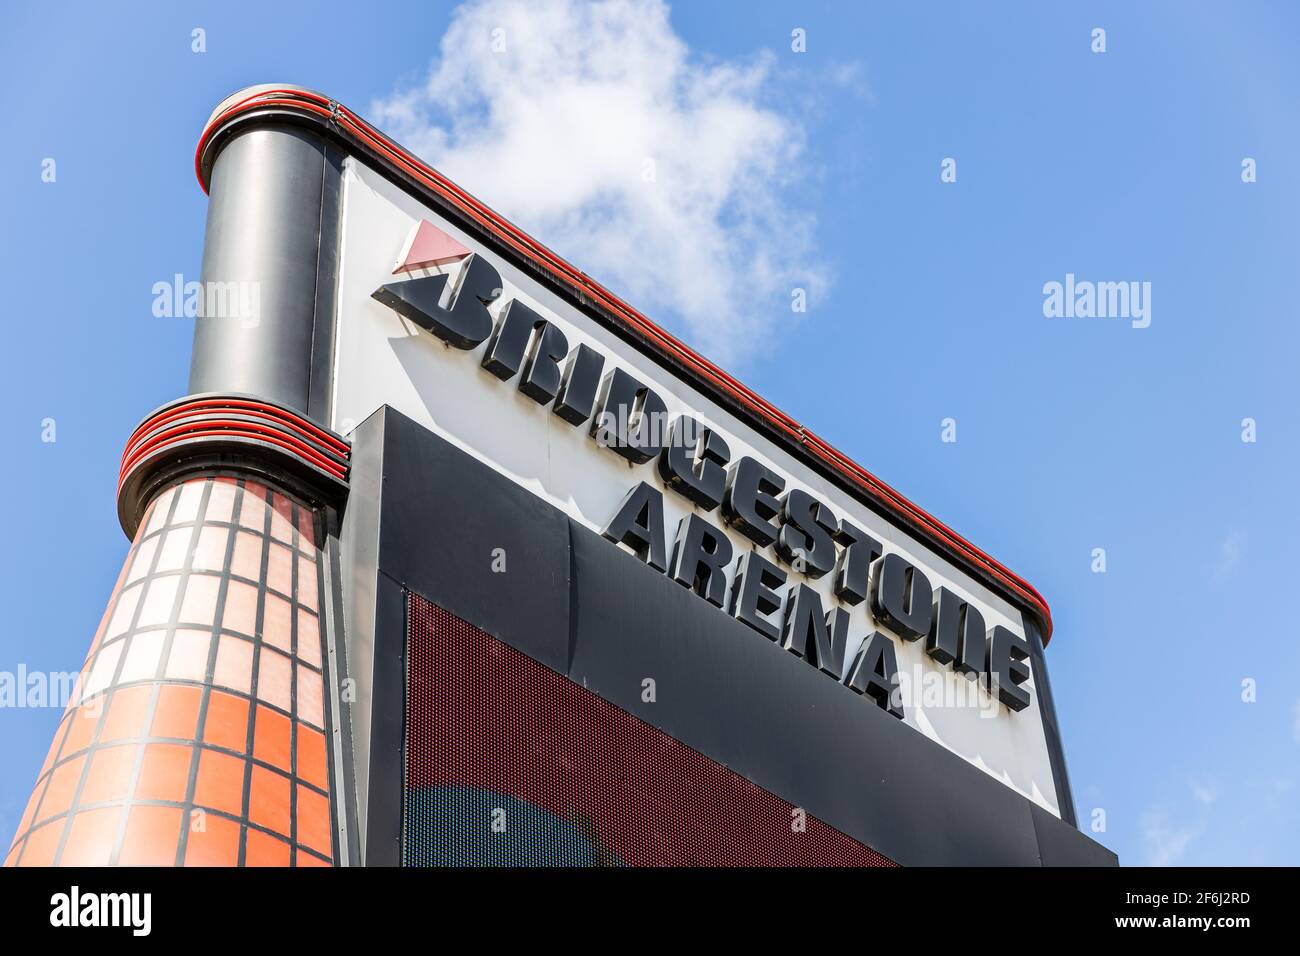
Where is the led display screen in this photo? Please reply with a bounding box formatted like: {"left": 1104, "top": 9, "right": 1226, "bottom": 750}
{"left": 404, "top": 592, "right": 893, "bottom": 866}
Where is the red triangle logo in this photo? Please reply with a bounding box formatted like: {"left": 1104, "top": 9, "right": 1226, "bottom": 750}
{"left": 393, "top": 219, "right": 472, "bottom": 274}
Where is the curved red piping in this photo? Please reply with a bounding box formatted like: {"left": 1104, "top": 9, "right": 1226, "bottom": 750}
{"left": 119, "top": 420, "right": 348, "bottom": 489}
{"left": 117, "top": 421, "right": 348, "bottom": 489}
{"left": 122, "top": 397, "right": 350, "bottom": 465}
{"left": 194, "top": 89, "right": 1054, "bottom": 644}
{"left": 119, "top": 397, "right": 350, "bottom": 493}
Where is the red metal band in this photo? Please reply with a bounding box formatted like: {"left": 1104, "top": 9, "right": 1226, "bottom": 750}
{"left": 118, "top": 396, "right": 350, "bottom": 497}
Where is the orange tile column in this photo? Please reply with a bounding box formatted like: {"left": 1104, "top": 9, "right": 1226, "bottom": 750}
{"left": 5, "top": 475, "right": 336, "bottom": 867}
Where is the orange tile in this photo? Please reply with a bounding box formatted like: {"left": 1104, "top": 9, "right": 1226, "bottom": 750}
{"left": 262, "top": 594, "right": 292, "bottom": 653}
{"left": 193, "top": 749, "right": 246, "bottom": 817}
{"left": 270, "top": 494, "right": 295, "bottom": 544}
{"left": 134, "top": 743, "right": 194, "bottom": 803}
{"left": 267, "top": 542, "right": 293, "bottom": 597}
{"left": 213, "top": 635, "right": 253, "bottom": 695}
{"left": 202, "top": 691, "right": 249, "bottom": 753}
{"left": 172, "top": 481, "right": 204, "bottom": 524}
{"left": 295, "top": 784, "right": 332, "bottom": 856}
{"left": 296, "top": 507, "right": 316, "bottom": 549}
{"left": 83, "top": 641, "right": 123, "bottom": 699}
{"left": 297, "top": 610, "right": 322, "bottom": 667}
{"left": 142, "top": 485, "right": 174, "bottom": 535}
{"left": 247, "top": 766, "right": 290, "bottom": 836}
{"left": 256, "top": 649, "right": 292, "bottom": 712}
{"left": 164, "top": 629, "right": 211, "bottom": 682}
{"left": 36, "top": 755, "right": 85, "bottom": 824}
{"left": 295, "top": 848, "right": 331, "bottom": 867}
{"left": 154, "top": 528, "right": 192, "bottom": 573}
{"left": 297, "top": 554, "right": 318, "bottom": 611}
{"left": 125, "top": 536, "right": 158, "bottom": 584}
{"left": 222, "top": 580, "right": 259, "bottom": 636}
{"left": 238, "top": 483, "right": 268, "bottom": 531}
{"left": 245, "top": 828, "right": 290, "bottom": 867}
{"left": 80, "top": 744, "right": 138, "bottom": 805}
{"left": 183, "top": 811, "right": 241, "bottom": 867}
{"left": 15, "top": 819, "right": 62, "bottom": 866}
{"left": 296, "top": 725, "right": 329, "bottom": 790}
{"left": 297, "top": 664, "right": 324, "bottom": 728}
{"left": 118, "top": 630, "right": 165, "bottom": 684}
{"left": 230, "top": 532, "right": 263, "bottom": 583}
{"left": 100, "top": 685, "right": 152, "bottom": 743}
{"left": 178, "top": 573, "right": 220, "bottom": 628}
{"left": 206, "top": 478, "right": 237, "bottom": 523}
{"left": 252, "top": 705, "right": 292, "bottom": 772}
{"left": 151, "top": 684, "right": 201, "bottom": 740}
{"left": 105, "top": 584, "right": 142, "bottom": 640}
{"left": 135, "top": 574, "right": 180, "bottom": 628}
{"left": 60, "top": 806, "right": 123, "bottom": 866}
{"left": 119, "top": 805, "right": 182, "bottom": 866}
{"left": 191, "top": 524, "right": 230, "bottom": 572}
{"left": 60, "top": 703, "right": 101, "bottom": 757}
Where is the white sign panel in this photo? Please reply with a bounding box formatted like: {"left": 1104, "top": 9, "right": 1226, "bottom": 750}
{"left": 330, "top": 156, "right": 1062, "bottom": 816}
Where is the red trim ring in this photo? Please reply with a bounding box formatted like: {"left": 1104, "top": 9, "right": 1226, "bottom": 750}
{"left": 118, "top": 396, "right": 350, "bottom": 492}
{"left": 195, "top": 89, "right": 1054, "bottom": 644}
{"left": 122, "top": 399, "right": 349, "bottom": 474}
{"left": 120, "top": 421, "right": 347, "bottom": 489}
{"left": 124, "top": 396, "right": 349, "bottom": 457}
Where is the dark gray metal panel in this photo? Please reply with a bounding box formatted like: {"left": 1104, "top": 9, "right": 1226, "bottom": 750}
{"left": 307, "top": 140, "right": 346, "bottom": 422}
{"left": 565, "top": 520, "right": 1041, "bottom": 866}
{"left": 318, "top": 524, "right": 356, "bottom": 867}
{"left": 364, "top": 571, "right": 407, "bottom": 867}
{"left": 191, "top": 123, "right": 330, "bottom": 414}
{"left": 335, "top": 408, "right": 386, "bottom": 863}
{"left": 1024, "top": 614, "right": 1078, "bottom": 827}
{"left": 1032, "top": 802, "right": 1117, "bottom": 866}
{"left": 374, "top": 408, "right": 571, "bottom": 674}
{"left": 340, "top": 406, "right": 570, "bottom": 863}
{"left": 354, "top": 407, "right": 1115, "bottom": 866}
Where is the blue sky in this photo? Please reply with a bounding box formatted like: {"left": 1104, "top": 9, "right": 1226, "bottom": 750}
{"left": 2, "top": 0, "right": 1298, "bottom": 865}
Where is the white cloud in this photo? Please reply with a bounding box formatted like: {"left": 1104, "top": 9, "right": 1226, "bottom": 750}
{"left": 1189, "top": 779, "right": 1218, "bottom": 806}
{"left": 1140, "top": 806, "right": 1200, "bottom": 867}
{"left": 369, "top": 0, "right": 828, "bottom": 362}
{"left": 1140, "top": 780, "right": 1217, "bottom": 866}
{"left": 1209, "top": 529, "right": 1245, "bottom": 581}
